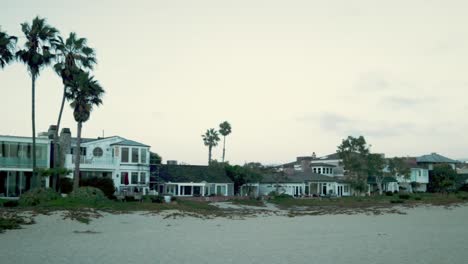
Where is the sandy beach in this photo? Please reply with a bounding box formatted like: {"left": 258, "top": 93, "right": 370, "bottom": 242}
{"left": 1, "top": 205, "right": 467, "bottom": 264}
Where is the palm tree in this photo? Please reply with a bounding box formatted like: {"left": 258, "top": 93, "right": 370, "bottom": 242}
{"left": 0, "top": 27, "right": 17, "bottom": 68}
{"left": 16, "top": 17, "right": 59, "bottom": 188}
{"left": 202, "top": 128, "right": 220, "bottom": 165}
{"left": 67, "top": 71, "right": 104, "bottom": 190}
{"left": 52, "top": 32, "right": 96, "bottom": 190}
{"left": 218, "top": 121, "right": 232, "bottom": 163}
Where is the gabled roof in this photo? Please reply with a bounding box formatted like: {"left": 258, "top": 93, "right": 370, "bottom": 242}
{"left": 110, "top": 139, "right": 149, "bottom": 147}
{"left": 417, "top": 153, "right": 458, "bottom": 164}
{"left": 151, "top": 165, "right": 232, "bottom": 183}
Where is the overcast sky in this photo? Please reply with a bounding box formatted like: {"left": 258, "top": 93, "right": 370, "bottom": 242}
{"left": 1, "top": 0, "right": 468, "bottom": 165}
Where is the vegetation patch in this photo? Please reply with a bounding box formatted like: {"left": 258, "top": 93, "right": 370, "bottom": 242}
{"left": 69, "top": 187, "right": 108, "bottom": 203}
{"left": 0, "top": 213, "right": 34, "bottom": 233}
{"left": 19, "top": 188, "right": 60, "bottom": 206}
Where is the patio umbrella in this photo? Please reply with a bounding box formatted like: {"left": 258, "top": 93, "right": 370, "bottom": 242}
{"left": 124, "top": 173, "right": 129, "bottom": 185}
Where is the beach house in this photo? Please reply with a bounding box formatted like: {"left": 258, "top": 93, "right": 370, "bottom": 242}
{"left": 150, "top": 164, "right": 234, "bottom": 196}
{"left": 0, "top": 134, "right": 52, "bottom": 197}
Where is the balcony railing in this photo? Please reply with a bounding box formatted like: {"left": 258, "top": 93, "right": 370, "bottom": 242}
{"left": 66, "top": 154, "right": 117, "bottom": 166}
{"left": 0, "top": 157, "right": 48, "bottom": 169}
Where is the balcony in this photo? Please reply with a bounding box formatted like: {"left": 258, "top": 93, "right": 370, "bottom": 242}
{"left": 65, "top": 154, "right": 117, "bottom": 170}
{"left": 0, "top": 157, "right": 48, "bottom": 169}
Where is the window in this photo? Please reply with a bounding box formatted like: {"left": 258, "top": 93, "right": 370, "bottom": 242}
{"left": 140, "top": 172, "right": 146, "bottom": 183}
{"left": 121, "top": 172, "right": 128, "bottom": 184}
{"left": 131, "top": 148, "right": 139, "bottom": 163}
{"left": 71, "top": 147, "right": 86, "bottom": 156}
{"left": 93, "top": 147, "right": 103, "bottom": 157}
{"left": 313, "top": 168, "right": 316, "bottom": 173}
{"left": 140, "top": 149, "right": 147, "bottom": 163}
{"left": 344, "top": 185, "right": 349, "bottom": 193}
{"left": 131, "top": 172, "right": 139, "bottom": 184}
{"left": 318, "top": 168, "right": 322, "bottom": 174}
{"left": 121, "top": 148, "right": 129, "bottom": 162}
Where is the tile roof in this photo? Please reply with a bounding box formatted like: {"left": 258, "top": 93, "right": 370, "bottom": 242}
{"left": 110, "top": 139, "right": 149, "bottom": 147}
{"left": 260, "top": 172, "right": 339, "bottom": 183}
{"left": 151, "top": 165, "right": 233, "bottom": 183}
{"left": 417, "top": 153, "right": 458, "bottom": 164}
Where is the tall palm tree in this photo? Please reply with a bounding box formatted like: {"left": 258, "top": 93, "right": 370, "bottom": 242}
{"left": 0, "top": 27, "right": 17, "bottom": 68}
{"left": 67, "top": 71, "right": 104, "bottom": 190}
{"left": 202, "top": 128, "right": 220, "bottom": 165}
{"left": 16, "top": 17, "right": 59, "bottom": 188}
{"left": 52, "top": 32, "right": 96, "bottom": 190}
{"left": 218, "top": 121, "right": 232, "bottom": 163}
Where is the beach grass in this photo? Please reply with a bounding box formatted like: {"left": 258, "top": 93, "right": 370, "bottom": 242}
{"left": 229, "top": 198, "right": 265, "bottom": 207}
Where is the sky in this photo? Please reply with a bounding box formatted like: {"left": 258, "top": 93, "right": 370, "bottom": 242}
{"left": 1, "top": 0, "right": 468, "bottom": 165}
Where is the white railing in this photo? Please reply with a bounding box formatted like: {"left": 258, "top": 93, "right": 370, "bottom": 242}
{"left": 67, "top": 154, "right": 117, "bottom": 166}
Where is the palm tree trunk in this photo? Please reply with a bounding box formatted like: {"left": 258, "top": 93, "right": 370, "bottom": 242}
{"left": 222, "top": 136, "right": 226, "bottom": 163}
{"left": 73, "top": 121, "right": 82, "bottom": 190}
{"left": 208, "top": 146, "right": 212, "bottom": 165}
{"left": 31, "top": 75, "right": 38, "bottom": 188}
{"left": 53, "top": 87, "right": 67, "bottom": 191}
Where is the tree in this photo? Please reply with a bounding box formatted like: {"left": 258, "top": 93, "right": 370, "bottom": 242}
{"left": 201, "top": 128, "right": 220, "bottom": 165}
{"left": 0, "top": 27, "right": 17, "bottom": 68}
{"left": 16, "top": 17, "right": 59, "bottom": 188}
{"left": 225, "top": 163, "right": 263, "bottom": 195}
{"left": 52, "top": 32, "right": 96, "bottom": 190}
{"left": 150, "top": 152, "right": 162, "bottom": 165}
{"left": 218, "top": 121, "right": 232, "bottom": 163}
{"left": 430, "top": 164, "right": 457, "bottom": 193}
{"left": 367, "top": 153, "right": 386, "bottom": 195}
{"left": 337, "top": 136, "right": 370, "bottom": 195}
{"left": 67, "top": 71, "right": 104, "bottom": 190}
{"left": 388, "top": 157, "right": 411, "bottom": 192}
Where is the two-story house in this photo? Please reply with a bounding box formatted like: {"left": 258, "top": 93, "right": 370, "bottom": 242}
{"left": 0, "top": 134, "right": 51, "bottom": 197}
{"left": 62, "top": 132, "right": 151, "bottom": 194}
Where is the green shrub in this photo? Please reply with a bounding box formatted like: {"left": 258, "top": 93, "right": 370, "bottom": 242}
{"left": 414, "top": 196, "right": 422, "bottom": 200}
{"left": 3, "top": 200, "right": 19, "bottom": 208}
{"left": 69, "top": 187, "right": 108, "bottom": 203}
{"left": 170, "top": 196, "right": 177, "bottom": 202}
{"left": 390, "top": 199, "right": 404, "bottom": 204}
{"left": 151, "top": 195, "right": 164, "bottom": 203}
{"left": 80, "top": 177, "right": 115, "bottom": 198}
{"left": 399, "top": 194, "right": 410, "bottom": 200}
{"left": 59, "top": 177, "right": 73, "bottom": 194}
{"left": 385, "top": 191, "right": 393, "bottom": 196}
{"left": 19, "top": 188, "right": 60, "bottom": 206}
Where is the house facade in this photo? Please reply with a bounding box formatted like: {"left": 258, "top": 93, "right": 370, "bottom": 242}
{"left": 150, "top": 164, "right": 234, "bottom": 197}
{"left": 241, "top": 171, "right": 352, "bottom": 197}
{"left": 62, "top": 134, "right": 151, "bottom": 195}
{"left": 0, "top": 134, "right": 52, "bottom": 197}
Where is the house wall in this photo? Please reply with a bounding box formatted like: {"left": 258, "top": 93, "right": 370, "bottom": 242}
{"left": 64, "top": 137, "right": 151, "bottom": 192}
{"left": 258, "top": 183, "right": 306, "bottom": 196}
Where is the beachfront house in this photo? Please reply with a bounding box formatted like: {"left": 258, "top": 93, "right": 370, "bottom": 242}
{"left": 0, "top": 134, "right": 52, "bottom": 197}
{"left": 150, "top": 164, "right": 234, "bottom": 197}
{"left": 61, "top": 129, "right": 151, "bottom": 195}
{"left": 416, "top": 153, "right": 458, "bottom": 170}
{"left": 240, "top": 171, "right": 352, "bottom": 197}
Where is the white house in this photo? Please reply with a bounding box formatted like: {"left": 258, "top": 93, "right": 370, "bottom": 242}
{"left": 63, "top": 134, "right": 151, "bottom": 194}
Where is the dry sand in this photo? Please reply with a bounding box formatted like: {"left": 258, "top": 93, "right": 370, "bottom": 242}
{"left": 1, "top": 205, "right": 468, "bottom": 264}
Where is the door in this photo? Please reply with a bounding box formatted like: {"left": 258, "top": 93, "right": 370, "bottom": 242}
{"left": 338, "top": 186, "right": 343, "bottom": 196}
{"left": 322, "top": 184, "right": 327, "bottom": 195}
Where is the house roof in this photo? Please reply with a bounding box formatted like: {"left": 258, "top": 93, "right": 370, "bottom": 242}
{"left": 316, "top": 153, "right": 341, "bottom": 161}
{"left": 260, "top": 172, "right": 339, "bottom": 183}
{"left": 310, "top": 162, "right": 336, "bottom": 167}
{"left": 110, "top": 139, "right": 150, "bottom": 147}
{"left": 151, "top": 165, "right": 233, "bottom": 183}
{"left": 417, "top": 153, "right": 458, "bottom": 164}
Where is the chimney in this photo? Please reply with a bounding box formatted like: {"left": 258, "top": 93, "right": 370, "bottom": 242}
{"left": 59, "top": 128, "right": 72, "bottom": 166}
{"left": 47, "top": 125, "right": 57, "bottom": 140}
